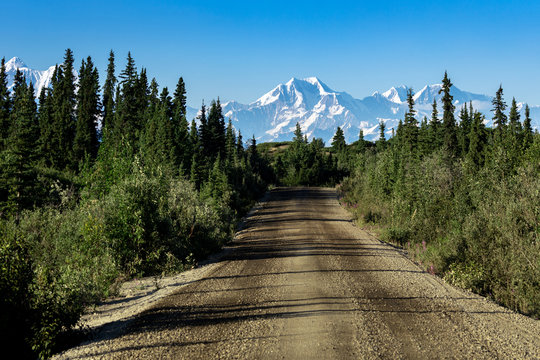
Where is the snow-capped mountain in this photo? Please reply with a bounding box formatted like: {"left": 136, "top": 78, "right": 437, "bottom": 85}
{"left": 4, "top": 57, "right": 58, "bottom": 96}
{"left": 221, "top": 78, "right": 539, "bottom": 143}
{"left": 4, "top": 57, "right": 538, "bottom": 143}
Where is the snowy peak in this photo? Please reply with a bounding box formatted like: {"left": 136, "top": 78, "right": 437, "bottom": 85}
{"left": 413, "top": 84, "right": 442, "bottom": 104}
{"left": 3, "top": 57, "right": 77, "bottom": 97}
{"left": 255, "top": 77, "right": 337, "bottom": 108}
{"left": 5, "top": 56, "right": 27, "bottom": 70}
{"left": 382, "top": 85, "right": 408, "bottom": 103}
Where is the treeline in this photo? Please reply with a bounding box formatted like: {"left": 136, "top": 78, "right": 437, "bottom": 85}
{"left": 0, "top": 50, "right": 270, "bottom": 358}
{"left": 339, "top": 72, "right": 539, "bottom": 318}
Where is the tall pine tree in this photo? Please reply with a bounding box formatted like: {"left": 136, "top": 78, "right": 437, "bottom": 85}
{"left": 102, "top": 50, "right": 116, "bottom": 134}
{"left": 0, "top": 58, "right": 11, "bottom": 150}
{"left": 1, "top": 72, "right": 39, "bottom": 213}
{"left": 50, "top": 49, "right": 77, "bottom": 170}
{"left": 491, "top": 85, "right": 507, "bottom": 148}
{"left": 522, "top": 104, "right": 533, "bottom": 151}
{"left": 73, "top": 56, "right": 100, "bottom": 166}
{"left": 439, "top": 72, "right": 458, "bottom": 158}
{"left": 172, "top": 77, "right": 190, "bottom": 173}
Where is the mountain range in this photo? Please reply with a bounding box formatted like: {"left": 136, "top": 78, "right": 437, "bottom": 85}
{"left": 220, "top": 77, "right": 539, "bottom": 143}
{"left": 5, "top": 57, "right": 539, "bottom": 143}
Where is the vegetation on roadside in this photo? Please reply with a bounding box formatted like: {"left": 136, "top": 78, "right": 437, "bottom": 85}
{"left": 0, "top": 50, "right": 269, "bottom": 358}
{"left": 337, "top": 76, "right": 539, "bottom": 319}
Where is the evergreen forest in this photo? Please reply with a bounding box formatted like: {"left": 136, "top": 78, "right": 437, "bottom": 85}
{"left": 0, "top": 50, "right": 538, "bottom": 358}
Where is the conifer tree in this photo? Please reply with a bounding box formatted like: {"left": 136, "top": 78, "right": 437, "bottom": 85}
{"left": 37, "top": 87, "right": 54, "bottom": 163}
{"left": 439, "top": 72, "right": 458, "bottom": 158}
{"left": 377, "top": 120, "right": 386, "bottom": 151}
{"left": 206, "top": 99, "right": 226, "bottom": 159}
{"left": 402, "top": 88, "right": 418, "bottom": 155}
{"left": 458, "top": 104, "right": 471, "bottom": 156}
{"left": 50, "top": 49, "right": 77, "bottom": 170}
{"left": 135, "top": 68, "right": 150, "bottom": 124}
{"left": 198, "top": 102, "right": 209, "bottom": 155}
{"left": 418, "top": 116, "right": 429, "bottom": 156}
{"left": 225, "top": 119, "right": 236, "bottom": 164}
{"left": 0, "top": 58, "right": 11, "bottom": 150}
{"left": 293, "top": 123, "right": 304, "bottom": 143}
{"left": 507, "top": 97, "right": 522, "bottom": 166}
{"left": 248, "top": 135, "right": 259, "bottom": 174}
{"left": 102, "top": 50, "right": 116, "bottom": 134}
{"left": 73, "top": 56, "right": 100, "bottom": 166}
{"left": 467, "top": 111, "right": 488, "bottom": 170}
{"left": 1, "top": 72, "right": 39, "bottom": 213}
{"left": 492, "top": 85, "right": 507, "bottom": 148}
{"left": 141, "top": 81, "right": 160, "bottom": 168}
{"left": 357, "top": 129, "right": 366, "bottom": 154}
{"left": 236, "top": 130, "right": 244, "bottom": 158}
{"left": 190, "top": 118, "right": 199, "bottom": 153}
{"left": 522, "top": 104, "right": 534, "bottom": 151}
{"left": 429, "top": 98, "right": 442, "bottom": 150}
{"left": 171, "top": 76, "right": 191, "bottom": 172}
{"left": 331, "top": 126, "right": 346, "bottom": 152}
{"left": 172, "top": 77, "right": 187, "bottom": 117}
{"left": 156, "top": 87, "right": 175, "bottom": 167}
{"left": 114, "top": 52, "right": 140, "bottom": 149}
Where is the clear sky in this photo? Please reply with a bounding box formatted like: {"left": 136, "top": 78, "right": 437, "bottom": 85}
{"left": 3, "top": 0, "right": 540, "bottom": 107}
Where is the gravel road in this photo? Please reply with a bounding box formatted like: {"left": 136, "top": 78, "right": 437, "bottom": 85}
{"left": 57, "top": 187, "right": 540, "bottom": 359}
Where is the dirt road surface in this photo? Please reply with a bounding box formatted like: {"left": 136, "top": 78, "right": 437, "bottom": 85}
{"left": 57, "top": 187, "right": 540, "bottom": 359}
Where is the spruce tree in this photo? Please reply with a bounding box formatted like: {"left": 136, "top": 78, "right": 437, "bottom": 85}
{"left": 491, "top": 85, "right": 507, "bottom": 148}
{"left": 331, "top": 126, "right": 346, "bottom": 152}
{"left": 206, "top": 99, "right": 226, "bottom": 159}
{"left": 467, "top": 111, "right": 488, "bottom": 170}
{"left": 507, "top": 97, "right": 522, "bottom": 166}
{"left": 377, "top": 120, "right": 386, "bottom": 151}
{"left": 1, "top": 72, "right": 39, "bottom": 213}
{"left": 198, "top": 102, "right": 209, "bottom": 155}
{"left": 225, "top": 119, "right": 236, "bottom": 164}
{"left": 73, "top": 56, "right": 100, "bottom": 166}
{"left": 402, "top": 88, "right": 418, "bottom": 156}
{"left": 135, "top": 68, "right": 150, "bottom": 126}
{"left": 50, "top": 49, "right": 77, "bottom": 170}
{"left": 418, "top": 116, "right": 429, "bottom": 156}
{"left": 458, "top": 104, "right": 471, "bottom": 156}
{"left": 439, "top": 72, "right": 458, "bottom": 158}
{"left": 37, "top": 87, "right": 54, "bottom": 164}
{"left": 114, "top": 52, "right": 140, "bottom": 149}
{"left": 293, "top": 123, "right": 304, "bottom": 143}
{"left": 172, "top": 76, "right": 190, "bottom": 172}
{"left": 156, "top": 87, "right": 174, "bottom": 168}
{"left": 172, "top": 77, "right": 187, "bottom": 117}
{"left": 236, "top": 130, "right": 244, "bottom": 158}
{"left": 0, "top": 58, "right": 11, "bottom": 150}
{"left": 522, "top": 104, "right": 533, "bottom": 151}
{"left": 429, "top": 98, "right": 442, "bottom": 151}
{"left": 102, "top": 50, "right": 116, "bottom": 134}
{"left": 248, "top": 135, "right": 259, "bottom": 174}
{"left": 357, "top": 129, "right": 366, "bottom": 154}
{"left": 190, "top": 118, "right": 199, "bottom": 153}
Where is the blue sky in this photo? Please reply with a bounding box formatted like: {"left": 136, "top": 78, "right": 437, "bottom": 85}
{"left": 3, "top": 0, "right": 540, "bottom": 107}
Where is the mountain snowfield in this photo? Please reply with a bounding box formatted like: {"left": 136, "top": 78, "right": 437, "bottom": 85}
{"left": 222, "top": 77, "right": 540, "bottom": 143}
{"left": 5, "top": 57, "right": 539, "bottom": 143}
{"left": 4, "top": 57, "right": 58, "bottom": 96}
